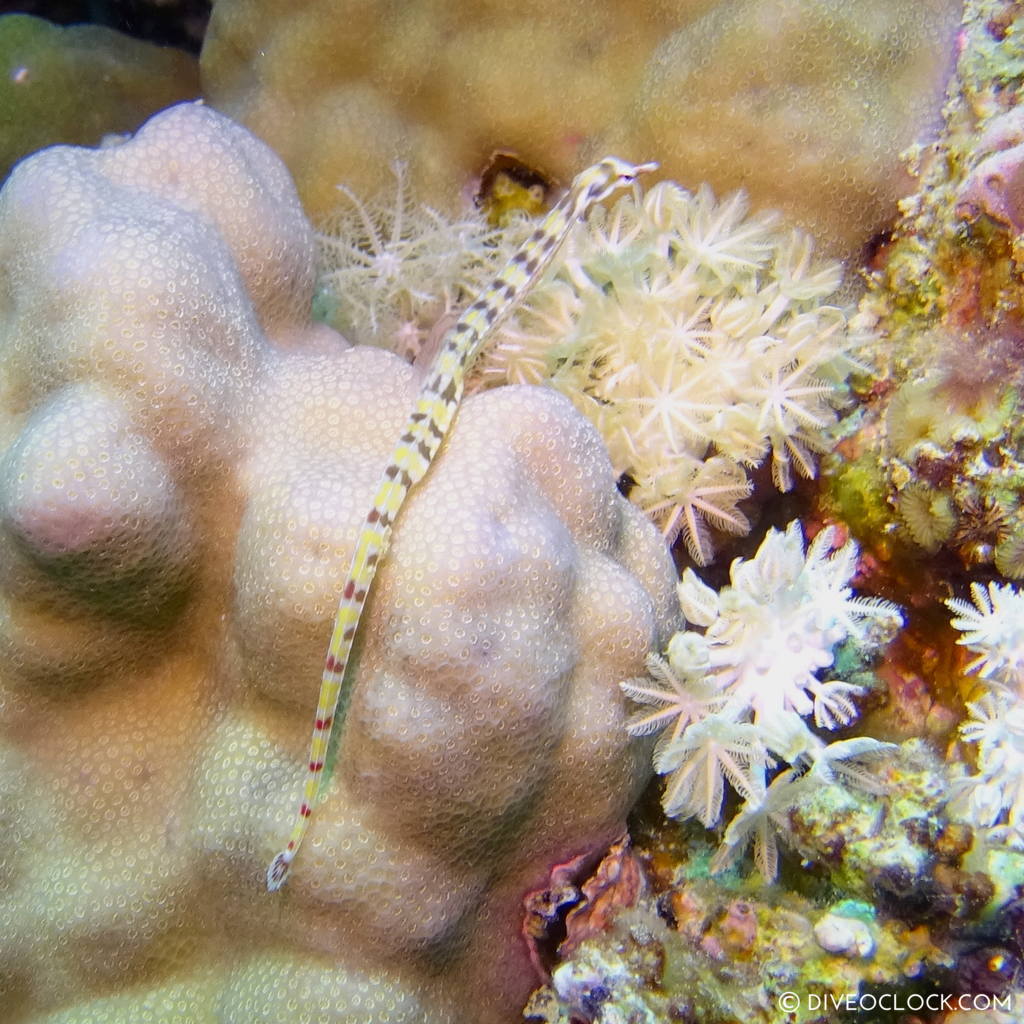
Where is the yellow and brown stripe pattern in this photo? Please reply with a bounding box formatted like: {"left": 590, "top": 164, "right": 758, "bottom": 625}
{"left": 267, "top": 156, "right": 657, "bottom": 891}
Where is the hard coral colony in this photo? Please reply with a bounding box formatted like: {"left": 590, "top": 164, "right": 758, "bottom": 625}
{"left": 3, "top": 1, "right": 1024, "bottom": 1023}
{"left": 305, "top": 0, "right": 1024, "bottom": 1015}
{"left": 0, "top": 103, "right": 678, "bottom": 1024}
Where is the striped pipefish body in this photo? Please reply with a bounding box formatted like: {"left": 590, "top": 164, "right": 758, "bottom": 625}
{"left": 267, "top": 156, "right": 657, "bottom": 892}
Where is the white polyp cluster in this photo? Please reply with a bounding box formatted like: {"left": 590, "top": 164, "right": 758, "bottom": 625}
{"left": 622, "top": 521, "right": 903, "bottom": 879}
{"left": 947, "top": 582, "right": 1024, "bottom": 850}
{"left": 316, "top": 172, "right": 866, "bottom": 566}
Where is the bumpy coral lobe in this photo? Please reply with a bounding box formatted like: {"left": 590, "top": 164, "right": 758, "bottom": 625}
{"left": 199, "top": 0, "right": 962, "bottom": 260}
{"left": 0, "top": 103, "right": 678, "bottom": 1022}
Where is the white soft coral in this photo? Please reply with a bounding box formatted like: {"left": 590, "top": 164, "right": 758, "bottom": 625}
{"left": 314, "top": 172, "right": 864, "bottom": 566}
{"left": 676, "top": 522, "right": 901, "bottom": 728}
{"left": 482, "top": 183, "right": 865, "bottom": 563}
{"left": 946, "top": 582, "right": 1024, "bottom": 849}
{"left": 947, "top": 581, "right": 1024, "bottom": 684}
{"left": 315, "top": 163, "right": 527, "bottom": 362}
{"left": 622, "top": 520, "right": 902, "bottom": 878}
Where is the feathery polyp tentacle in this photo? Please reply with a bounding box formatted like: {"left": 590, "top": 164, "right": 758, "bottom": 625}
{"left": 266, "top": 156, "right": 656, "bottom": 892}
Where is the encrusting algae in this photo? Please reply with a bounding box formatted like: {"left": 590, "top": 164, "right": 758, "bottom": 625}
{"left": 823, "top": 0, "right": 1024, "bottom": 580}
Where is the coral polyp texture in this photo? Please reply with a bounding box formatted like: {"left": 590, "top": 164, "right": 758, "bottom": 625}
{"left": 315, "top": 162, "right": 520, "bottom": 361}
{"left": 199, "top": 0, "right": 962, "bottom": 259}
{"left": 484, "top": 184, "right": 863, "bottom": 564}
{"left": 622, "top": 521, "right": 903, "bottom": 879}
{"left": 0, "top": 102, "right": 679, "bottom": 1023}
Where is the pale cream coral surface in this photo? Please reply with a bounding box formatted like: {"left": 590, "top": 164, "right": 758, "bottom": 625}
{"left": 0, "top": 103, "right": 678, "bottom": 1023}
{"left": 200, "top": 0, "right": 962, "bottom": 257}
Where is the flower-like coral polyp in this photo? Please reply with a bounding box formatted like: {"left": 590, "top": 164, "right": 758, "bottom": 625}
{"left": 622, "top": 521, "right": 903, "bottom": 878}
{"left": 947, "top": 582, "right": 1024, "bottom": 849}
{"left": 948, "top": 581, "right": 1024, "bottom": 684}
{"left": 484, "top": 184, "right": 862, "bottom": 564}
